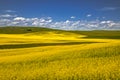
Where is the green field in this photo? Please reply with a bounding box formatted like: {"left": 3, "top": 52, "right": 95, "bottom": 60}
{"left": 0, "top": 27, "right": 120, "bottom": 80}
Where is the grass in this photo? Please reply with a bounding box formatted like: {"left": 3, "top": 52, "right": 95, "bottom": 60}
{"left": 71, "top": 30, "right": 120, "bottom": 39}
{"left": 0, "top": 27, "right": 120, "bottom": 80}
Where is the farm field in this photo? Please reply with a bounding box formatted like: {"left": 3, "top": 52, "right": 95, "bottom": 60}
{"left": 0, "top": 27, "right": 120, "bottom": 80}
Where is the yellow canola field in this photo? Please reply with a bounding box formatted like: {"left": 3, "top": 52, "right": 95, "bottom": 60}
{"left": 0, "top": 31, "right": 120, "bottom": 80}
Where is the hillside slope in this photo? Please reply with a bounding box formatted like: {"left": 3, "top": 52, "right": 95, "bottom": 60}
{"left": 0, "top": 27, "right": 120, "bottom": 80}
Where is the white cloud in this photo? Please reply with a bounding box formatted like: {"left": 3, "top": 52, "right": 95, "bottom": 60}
{"left": 32, "top": 21, "right": 38, "bottom": 26}
{"left": 31, "top": 17, "right": 53, "bottom": 26}
{"left": 11, "top": 22, "right": 19, "bottom": 25}
{"left": 0, "top": 14, "right": 17, "bottom": 18}
{"left": 5, "top": 10, "right": 16, "bottom": 13}
{"left": 86, "top": 14, "right": 92, "bottom": 17}
{"left": 100, "top": 7, "right": 120, "bottom": 11}
{"left": 14, "top": 17, "right": 26, "bottom": 21}
{"left": 65, "top": 20, "right": 70, "bottom": 23}
{"left": 0, "top": 15, "right": 120, "bottom": 30}
{"left": 47, "top": 19, "right": 52, "bottom": 23}
{"left": 39, "top": 18, "right": 45, "bottom": 22}
{"left": 70, "top": 16, "right": 76, "bottom": 19}
{"left": 0, "top": 19, "right": 10, "bottom": 22}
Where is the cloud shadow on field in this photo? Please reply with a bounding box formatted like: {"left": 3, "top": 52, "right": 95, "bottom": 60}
{"left": 0, "top": 42, "right": 101, "bottom": 49}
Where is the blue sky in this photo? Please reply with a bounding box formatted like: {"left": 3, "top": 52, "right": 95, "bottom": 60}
{"left": 0, "top": 0, "right": 120, "bottom": 30}
{"left": 0, "top": 0, "right": 120, "bottom": 21}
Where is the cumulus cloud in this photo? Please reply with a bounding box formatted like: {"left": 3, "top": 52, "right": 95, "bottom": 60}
{"left": 0, "top": 14, "right": 120, "bottom": 30}
{"left": 86, "top": 14, "right": 92, "bottom": 17}
{"left": 70, "top": 16, "right": 76, "bottom": 19}
{"left": 14, "top": 17, "right": 26, "bottom": 21}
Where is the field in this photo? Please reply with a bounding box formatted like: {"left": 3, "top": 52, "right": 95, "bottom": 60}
{"left": 0, "top": 27, "right": 120, "bottom": 80}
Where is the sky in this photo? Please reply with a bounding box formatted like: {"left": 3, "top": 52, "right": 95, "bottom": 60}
{"left": 0, "top": 0, "right": 120, "bottom": 30}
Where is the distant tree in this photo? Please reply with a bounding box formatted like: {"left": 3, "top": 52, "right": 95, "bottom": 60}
{"left": 27, "top": 29, "right": 32, "bottom": 31}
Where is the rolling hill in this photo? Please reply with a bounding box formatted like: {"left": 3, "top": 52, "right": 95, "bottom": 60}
{"left": 0, "top": 27, "right": 120, "bottom": 80}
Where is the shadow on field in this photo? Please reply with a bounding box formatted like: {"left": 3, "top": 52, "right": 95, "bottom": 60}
{"left": 0, "top": 42, "right": 99, "bottom": 49}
